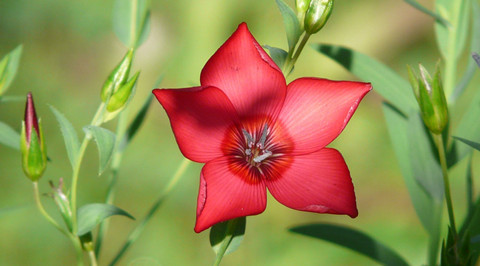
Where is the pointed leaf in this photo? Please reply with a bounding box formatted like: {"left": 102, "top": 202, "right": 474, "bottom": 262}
{"left": 275, "top": 0, "right": 302, "bottom": 51}
{"left": 50, "top": 106, "right": 80, "bottom": 169}
{"left": 0, "top": 45, "right": 23, "bottom": 95}
{"left": 453, "top": 137, "right": 480, "bottom": 151}
{"left": 113, "top": 0, "right": 150, "bottom": 48}
{"left": 459, "top": 198, "right": 480, "bottom": 263}
{"left": 314, "top": 44, "right": 418, "bottom": 116}
{"left": 290, "top": 223, "right": 409, "bottom": 266}
{"left": 210, "top": 217, "right": 246, "bottom": 256}
{"left": 263, "top": 45, "right": 288, "bottom": 69}
{"left": 0, "top": 121, "right": 20, "bottom": 150}
{"left": 77, "top": 203, "right": 134, "bottom": 236}
{"left": 83, "top": 126, "right": 116, "bottom": 175}
{"left": 404, "top": 0, "right": 449, "bottom": 27}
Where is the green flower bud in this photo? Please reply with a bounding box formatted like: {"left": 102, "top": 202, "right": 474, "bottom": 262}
{"left": 49, "top": 178, "right": 73, "bottom": 231}
{"left": 295, "top": 0, "right": 311, "bottom": 30}
{"left": 106, "top": 71, "right": 140, "bottom": 112}
{"left": 100, "top": 49, "right": 134, "bottom": 102}
{"left": 407, "top": 64, "right": 449, "bottom": 134}
{"left": 304, "top": 0, "right": 334, "bottom": 34}
{"left": 21, "top": 92, "right": 47, "bottom": 181}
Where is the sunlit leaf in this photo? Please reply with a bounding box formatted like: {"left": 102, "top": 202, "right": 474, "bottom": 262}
{"left": 264, "top": 45, "right": 288, "bottom": 69}
{"left": 275, "top": 0, "right": 302, "bottom": 51}
{"left": 210, "top": 217, "right": 246, "bottom": 256}
{"left": 314, "top": 44, "right": 418, "bottom": 116}
{"left": 290, "top": 223, "right": 409, "bottom": 266}
{"left": 113, "top": 0, "right": 150, "bottom": 48}
{"left": 83, "top": 126, "right": 116, "bottom": 175}
{"left": 77, "top": 203, "right": 134, "bottom": 236}
{"left": 0, "top": 121, "right": 20, "bottom": 150}
{"left": 50, "top": 106, "right": 80, "bottom": 169}
{"left": 404, "top": 0, "right": 449, "bottom": 27}
{"left": 0, "top": 45, "right": 23, "bottom": 95}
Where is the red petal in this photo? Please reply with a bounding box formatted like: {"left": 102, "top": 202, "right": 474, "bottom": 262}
{"left": 200, "top": 23, "right": 286, "bottom": 119}
{"left": 265, "top": 148, "right": 358, "bottom": 217}
{"left": 153, "top": 87, "right": 239, "bottom": 163}
{"left": 277, "top": 78, "right": 371, "bottom": 154}
{"left": 195, "top": 157, "right": 267, "bottom": 233}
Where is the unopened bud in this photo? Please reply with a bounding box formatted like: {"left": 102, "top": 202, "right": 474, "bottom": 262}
{"left": 21, "top": 92, "right": 47, "bottom": 181}
{"left": 407, "top": 63, "right": 448, "bottom": 134}
{"left": 106, "top": 71, "right": 140, "bottom": 112}
{"left": 295, "top": 0, "right": 311, "bottom": 30}
{"left": 304, "top": 0, "right": 334, "bottom": 34}
{"left": 100, "top": 49, "right": 134, "bottom": 102}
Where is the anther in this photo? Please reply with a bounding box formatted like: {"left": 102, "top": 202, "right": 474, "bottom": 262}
{"left": 253, "top": 150, "right": 272, "bottom": 163}
{"left": 242, "top": 128, "right": 254, "bottom": 146}
{"left": 258, "top": 123, "right": 269, "bottom": 149}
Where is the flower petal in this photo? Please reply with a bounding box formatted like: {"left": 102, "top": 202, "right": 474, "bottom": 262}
{"left": 200, "top": 23, "right": 286, "bottom": 119}
{"left": 195, "top": 157, "right": 267, "bottom": 233}
{"left": 153, "top": 87, "right": 239, "bottom": 163}
{"left": 265, "top": 148, "right": 358, "bottom": 217}
{"left": 277, "top": 78, "right": 371, "bottom": 154}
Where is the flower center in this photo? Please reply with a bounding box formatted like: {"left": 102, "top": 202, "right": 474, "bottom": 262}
{"left": 242, "top": 124, "right": 273, "bottom": 169}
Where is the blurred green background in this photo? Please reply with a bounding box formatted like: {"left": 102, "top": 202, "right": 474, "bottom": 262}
{"left": 0, "top": 0, "right": 477, "bottom": 265}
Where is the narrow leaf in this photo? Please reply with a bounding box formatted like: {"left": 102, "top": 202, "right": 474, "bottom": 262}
{"left": 275, "top": 0, "right": 302, "bottom": 51}
{"left": 453, "top": 136, "right": 480, "bottom": 151}
{"left": 404, "top": 0, "right": 450, "bottom": 27}
{"left": 0, "top": 95, "right": 24, "bottom": 103}
{"left": 459, "top": 198, "right": 480, "bottom": 263}
{"left": 113, "top": 0, "right": 150, "bottom": 48}
{"left": 0, "top": 45, "right": 23, "bottom": 94}
{"left": 314, "top": 44, "right": 418, "bottom": 116}
{"left": 290, "top": 224, "right": 409, "bottom": 266}
{"left": 118, "top": 94, "right": 153, "bottom": 154}
{"left": 210, "top": 217, "right": 246, "bottom": 256}
{"left": 0, "top": 121, "right": 20, "bottom": 150}
{"left": 77, "top": 203, "right": 134, "bottom": 236}
{"left": 263, "top": 45, "right": 288, "bottom": 69}
{"left": 83, "top": 126, "right": 116, "bottom": 175}
{"left": 50, "top": 106, "right": 80, "bottom": 169}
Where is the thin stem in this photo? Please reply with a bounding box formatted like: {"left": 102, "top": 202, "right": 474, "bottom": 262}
{"left": 88, "top": 249, "right": 98, "bottom": 266}
{"left": 212, "top": 219, "right": 239, "bottom": 266}
{"left": 71, "top": 102, "right": 105, "bottom": 234}
{"left": 433, "top": 134, "right": 457, "bottom": 236}
{"left": 33, "top": 182, "right": 84, "bottom": 265}
{"left": 109, "top": 158, "right": 191, "bottom": 265}
{"left": 282, "top": 33, "right": 311, "bottom": 76}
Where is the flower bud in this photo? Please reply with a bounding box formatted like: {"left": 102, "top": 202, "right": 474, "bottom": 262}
{"left": 106, "top": 71, "right": 140, "bottom": 112}
{"left": 295, "top": 0, "right": 311, "bottom": 30}
{"left": 49, "top": 178, "right": 73, "bottom": 231}
{"left": 407, "top": 64, "right": 449, "bottom": 134}
{"left": 100, "top": 49, "right": 134, "bottom": 102}
{"left": 21, "top": 92, "right": 47, "bottom": 181}
{"left": 304, "top": 0, "right": 334, "bottom": 34}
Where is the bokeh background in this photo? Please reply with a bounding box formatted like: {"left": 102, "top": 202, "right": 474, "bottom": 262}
{"left": 0, "top": 0, "right": 478, "bottom": 265}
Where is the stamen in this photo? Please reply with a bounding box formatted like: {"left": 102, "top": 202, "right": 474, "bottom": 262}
{"left": 253, "top": 150, "right": 272, "bottom": 163}
{"left": 242, "top": 128, "right": 254, "bottom": 147}
{"left": 258, "top": 123, "right": 269, "bottom": 149}
{"left": 245, "top": 149, "right": 252, "bottom": 156}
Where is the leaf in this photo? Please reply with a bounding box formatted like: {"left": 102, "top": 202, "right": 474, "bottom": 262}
{"left": 453, "top": 137, "right": 480, "bottom": 151}
{"left": 0, "top": 95, "right": 24, "bottom": 103}
{"left": 0, "top": 45, "right": 23, "bottom": 95}
{"left": 290, "top": 224, "right": 409, "bottom": 266}
{"left": 263, "top": 45, "right": 288, "bottom": 70}
{"left": 118, "top": 94, "right": 153, "bottom": 153}
{"left": 0, "top": 121, "right": 20, "bottom": 150}
{"left": 113, "top": 0, "right": 151, "bottom": 48}
{"left": 210, "top": 217, "right": 246, "bottom": 256}
{"left": 275, "top": 0, "right": 302, "bottom": 51}
{"left": 83, "top": 126, "right": 116, "bottom": 175}
{"left": 77, "top": 203, "right": 134, "bottom": 236}
{"left": 407, "top": 113, "right": 444, "bottom": 201}
{"left": 459, "top": 198, "right": 480, "bottom": 263}
{"left": 314, "top": 44, "right": 418, "bottom": 116}
{"left": 50, "top": 106, "right": 80, "bottom": 169}
{"left": 404, "top": 0, "right": 450, "bottom": 27}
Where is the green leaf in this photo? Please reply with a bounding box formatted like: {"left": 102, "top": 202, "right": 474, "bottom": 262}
{"left": 289, "top": 224, "right": 409, "bottom": 266}
{"left": 50, "top": 106, "right": 80, "bottom": 169}
{"left": 453, "top": 137, "right": 480, "bottom": 151}
{"left": 275, "top": 0, "right": 302, "bottom": 51}
{"left": 118, "top": 94, "right": 153, "bottom": 153}
{"left": 210, "top": 217, "right": 246, "bottom": 257}
{"left": 0, "top": 95, "right": 24, "bottom": 103}
{"left": 113, "top": 0, "right": 151, "bottom": 48}
{"left": 263, "top": 45, "right": 288, "bottom": 69}
{"left": 459, "top": 198, "right": 480, "bottom": 263}
{"left": 83, "top": 126, "right": 116, "bottom": 175}
{"left": 383, "top": 103, "right": 443, "bottom": 263}
{"left": 314, "top": 44, "right": 418, "bottom": 116}
{"left": 0, "top": 121, "right": 20, "bottom": 150}
{"left": 407, "top": 113, "right": 444, "bottom": 201}
{"left": 0, "top": 45, "right": 23, "bottom": 95}
{"left": 404, "top": 0, "right": 450, "bottom": 27}
{"left": 77, "top": 203, "right": 134, "bottom": 236}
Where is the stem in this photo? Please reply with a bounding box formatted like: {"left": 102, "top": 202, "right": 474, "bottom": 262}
{"left": 88, "top": 249, "right": 98, "bottom": 266}
{"left": 109, "top": 158, "right": 191, "bottom": 265}
{"left": 33, "top": 182, "right": 84, "bottom": 265}
{"left": 433, "top": 134, "right": 457, "bottom": 236}
{"left": 282, "top": 33, "right": 311, "bottom": 76}
{"left": 71, "top": 102, "right": 105, "bottom": 235}
{"left": 212, "top": 219, "right": 239, "bottom": 266}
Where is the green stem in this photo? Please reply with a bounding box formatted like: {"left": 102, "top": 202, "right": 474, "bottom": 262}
{"left": 33, "top": 182, "right": 84, "bottom": 265}
{"left": 71, "top": 102, "right": 105, "bottom": 235}
{"left": 212, "top": 219, "right": 240, "bottom": 266}
{"left": 282, "top": 33, "right": 311, "bottom": 76}
{"left": 433, "top": 134, "right": 457, "bottom": 236}
{"left": 109, "top": 158, "right": 191, "bottom": 265}
{"left": 88, "top": 249, "right": 98, "bottom": 266}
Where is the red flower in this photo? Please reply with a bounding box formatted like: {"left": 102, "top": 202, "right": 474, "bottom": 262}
{"left": 153, "top": 23, "right": 371, "bottom": 233}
